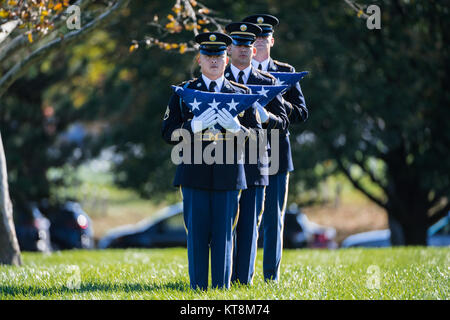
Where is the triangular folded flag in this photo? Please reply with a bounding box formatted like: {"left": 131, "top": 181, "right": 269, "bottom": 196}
{"left": 172, "top": 86, "right": 262, "bottom": 130}
{"left": 172, "top": 86, "right": 261, "bottom": 117}
{"left": 245, "top": 85, "right": 288, "bottom": 107}
{"left": 269, "top": 71, "right": 309, "bottom": 89}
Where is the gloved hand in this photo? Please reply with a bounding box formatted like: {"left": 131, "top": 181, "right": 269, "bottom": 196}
{"left": 217, "top": 108, "right": 241, "bottom": 133}
{"left": 253, "top": 101, "right": 269, "bottom": 123}
{"left": 191, "top": 108, "right": 217, "bottom": 133}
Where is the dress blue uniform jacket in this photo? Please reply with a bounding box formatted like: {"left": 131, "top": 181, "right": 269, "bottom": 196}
{"left": 258, "top": 58, "right": 310, "bottom": 173}
{"left": 224, "top": 65, "right": 289, "bottom": 182}
{"left": 267, "top": 58, "right": 308, "bottom": 125}
{"left": 161, "top": 77, "right": 260, "bottom": 191}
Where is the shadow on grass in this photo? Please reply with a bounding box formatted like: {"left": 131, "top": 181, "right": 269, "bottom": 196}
{"left": 1, "top": 280, "right": 192, "bottom": 297}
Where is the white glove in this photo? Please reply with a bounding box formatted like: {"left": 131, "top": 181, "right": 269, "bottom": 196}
{"left": 253, "top": 101, "right": 269, "bottom": 123}
{"left": 191, "top": 107, "right": 217, "bottom": 133}
{"left": 217, "top": 109, "right": 241, "bottom": 133}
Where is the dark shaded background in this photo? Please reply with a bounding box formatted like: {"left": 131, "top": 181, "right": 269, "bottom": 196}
{"left": 1, "top": 0, "right": 449, "bottom": 244}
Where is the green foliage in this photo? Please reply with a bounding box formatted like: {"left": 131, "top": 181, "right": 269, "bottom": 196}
{"left": 0, "top": 248, "right": 448, "bottom": 299}
{"left": 0, "top": 0, "right": 70, "bottom": 39}
{"left": 0, "top": 64, "right": 87, "bottom": 203}
{"left": 88, "top": 0, "right": 450, "bottom": 219}
{"left": 70, "top": 0, "right": 203, "bottom": 198}
{"left": 2, "top": 0, "right": 449, "bottom": 241}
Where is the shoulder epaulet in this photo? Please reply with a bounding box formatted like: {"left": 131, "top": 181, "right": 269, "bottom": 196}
{"left": 229, "top": 80, "right": 250, "bottom": 91}
{"left": 256, "top": 69, "right": 276, "bottom": 81}
{"left": 273, "top": 60, "right": 293, "bottom": 68}
{"left": 177, "top": 78, "right": 198, "bottom": 88}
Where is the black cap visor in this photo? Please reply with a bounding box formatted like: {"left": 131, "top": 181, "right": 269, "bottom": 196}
{"left": 199, "top": 44, "right": 227, "bottom": 56}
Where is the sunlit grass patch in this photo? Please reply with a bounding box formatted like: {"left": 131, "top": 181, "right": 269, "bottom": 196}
{"left": 0, "top": 247, "right": 448, "bottom": 300}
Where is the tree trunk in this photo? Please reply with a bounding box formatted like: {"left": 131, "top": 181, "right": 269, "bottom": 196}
{"left": 401, "top": 213, "right": 428, "bottom": 245}
{"left": 387, "top": 206, "right": 428, "bottom": 246}
{"left": 0, "top": 131, "right": 22, "bottom": 266}
{"left": 388, "top": 215, "right": 405, "bottom": 246}
{"left": 384, "top": 144, "right": 429, "bottom": 246}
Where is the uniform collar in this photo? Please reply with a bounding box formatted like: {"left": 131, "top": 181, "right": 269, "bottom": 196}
{"left": 229, "top": 63, "right": 252, "bottom": 84}
{"left": 247, "top": 66, "right": 263, "bottom": 84}
{"left": 252, "top": 57, "right": 271, "bottom": 71}
{"left": 221, "top": 78, "right": 236, "bottom": 93}
{"left": 201, "top": 74, "right": 225, "bottom": 92}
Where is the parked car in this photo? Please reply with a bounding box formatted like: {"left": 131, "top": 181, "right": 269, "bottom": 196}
{"left": 98, "top": 202, "right": 186, "bottom": 249}
{"left": 99, "top": 202, "right": 337, "bottom": 249}
{"left": 258, "top": 204, "right": 338, "bottom": 249}
{"left": 39, "top": 200, "right": 94, "bottom": 250}
{"left": 13, "top": 202, "right": 51, "bottom": 252}
{"left": 341, "top": 211, "right": 450, "bottom": 248}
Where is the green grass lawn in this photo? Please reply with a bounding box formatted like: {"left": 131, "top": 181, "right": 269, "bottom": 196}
{"left": 0, "top": 247, "right": 448, "bottom": 300}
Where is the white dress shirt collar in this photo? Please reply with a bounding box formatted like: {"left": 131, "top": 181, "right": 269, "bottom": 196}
{"left": 230, "top": 64, "right": 252, "bottom": 84}
{"left": 201, "top": 74, "right": 225, "bottom": 92}
{"left": 252, "top": 58, "right": 270, "bottom": 72}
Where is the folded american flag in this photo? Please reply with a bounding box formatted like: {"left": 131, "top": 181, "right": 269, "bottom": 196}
{"left": 245, "top": 85, "right": 289, "bottom": 107}
{"left": 172, "top": 86, "right": 261, "bottom": 118}
{"left": 269, "top": 71, "right": 309, "bottom": 89}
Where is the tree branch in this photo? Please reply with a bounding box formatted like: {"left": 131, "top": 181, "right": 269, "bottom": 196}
{"left": 428, "top": 201, "right": 450, "bottom": 226}
{"left": 351, "top": 153, "right": 387, "bottom": 190}
{"left": 0, "top": 0, "right": 129, "bottom": 98}
{"left": 0, "top": 20, "right": 19, "bottom": 45}
{"left": 428, "top": 188, "right": 450, "bottom": 208}
{"left": 336, "top": 156, "right": 388, "bottom": 210}
{"left": 343, "top": 0, "right": 370, "bottom": 19}
{"left": 0, "top": 0, "right": 95, "bottom": 63}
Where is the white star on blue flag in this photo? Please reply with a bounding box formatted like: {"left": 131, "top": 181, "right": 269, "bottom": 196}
{"left": 245, "top": 85, "right": 288, "bottom": 107}
{"left": 208, "top": 98, "right": 221, "bottom": 110}
{"left": 226, "top": 99, "right": 239, "bottom": 112}
{"left": 269, "top": 71, "right": 308, "bottom": 90}
{"left": 189, "top": 98, "right": 202, "bottom": 111}
{"left": 171, "top": 86, "right": 263, "bottom": 129}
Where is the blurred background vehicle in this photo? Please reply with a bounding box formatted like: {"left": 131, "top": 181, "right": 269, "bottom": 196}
{"left": 0, "top": 1, "right": 447, "bottom": 269}
{"left": 258, "top": 204, "right": 338, "bottom": 249}
{"left": 341, "top": 211, "right": 450, "bottom": 248}
{"left": 38, "top": 200, "right": 95, "bottom": 250}
{"left": 99, "top": 202, "right": 337, "bottom": 249}
{"left": 13, "top": 202, "right": 51, "bottom": 253}
{"left": 98, "top": 203, "right": 186, "bottom": 249}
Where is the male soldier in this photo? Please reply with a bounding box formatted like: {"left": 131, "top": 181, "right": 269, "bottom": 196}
{"left": 161, "top": 32, "right": 260, "bottom": 290}
{"left": 243, "top": 14, "right": 308, "bottom": 124}
{"left": 242, "top": 14, "right": 308, "bottom": 282}
{"left": 224, "top": 22, "right": 288, "bottom": 285}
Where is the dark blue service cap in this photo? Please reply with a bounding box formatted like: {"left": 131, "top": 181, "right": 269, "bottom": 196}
{"left": 242, "top": 14, "right": 279, "bottom": 36}
{"left": 195, "top": 32, "right": 232, "bottom": 56}
{"left": 225, "top": 22, "right": 262, "bottom": 46}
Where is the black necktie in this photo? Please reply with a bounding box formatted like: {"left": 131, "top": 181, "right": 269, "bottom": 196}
{"left": 209, "top": 81, "right": 217, "bottom": 92}
{"left": 238, "top": 71, "right": 245, "bottom": 84}
{"left": 258, "top": 63, "right": 262, "bottom": 71}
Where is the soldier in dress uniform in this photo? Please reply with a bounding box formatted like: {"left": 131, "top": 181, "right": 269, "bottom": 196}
{"left": 242, "top": 14, "right": 309, "bottom": 282}
{"left": 224, "top": 22, "right": 289, "bottom": 285}
{"left": 243, "top": 14, "right": 308, "bottom": 124}
{"left": 161, "top": 32, "right": 260, "bottom": 290}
